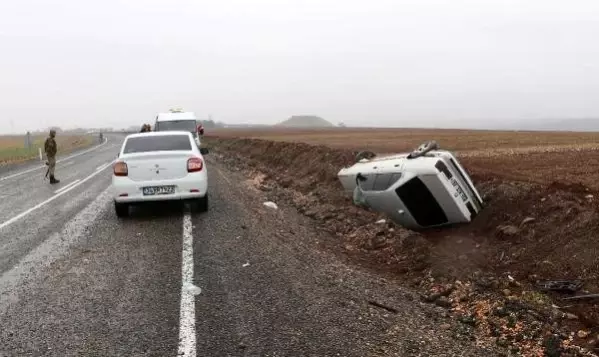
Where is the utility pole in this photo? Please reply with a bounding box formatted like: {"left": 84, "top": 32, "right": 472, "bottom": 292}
{"left": 25, "top": 131, "right": 32, "bottom": 149}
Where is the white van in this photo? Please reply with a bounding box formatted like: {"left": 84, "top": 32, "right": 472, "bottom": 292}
{"left": 154, "top": 109, "right": 201, "bottom": 147}
{"left": 337, "top": 141, "right": 484, "bottom": 230}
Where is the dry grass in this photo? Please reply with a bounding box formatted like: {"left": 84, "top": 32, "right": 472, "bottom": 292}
{"left": 0, "top": 134, "right": 94, "bottom": 165}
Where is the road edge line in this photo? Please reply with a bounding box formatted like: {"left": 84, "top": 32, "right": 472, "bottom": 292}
{"left": 54, "top": 179, "right": 82, "bottom": 194}
{"left": 0, "top": 161, "right": 112, "bottom": 230}
{"left": 0, "top": 137, "right": 109, "bottom": 182}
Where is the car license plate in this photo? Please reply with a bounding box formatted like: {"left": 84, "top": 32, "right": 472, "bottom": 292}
{"left": 142, "top": 186, "right": 175, "bottom": 196}
{"left": 450, "top": 178, "right": 468, "bottom": 202}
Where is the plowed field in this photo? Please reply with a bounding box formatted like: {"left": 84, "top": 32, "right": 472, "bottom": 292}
{"left": 206, "top": 127, "right": 599, "bottom": 355}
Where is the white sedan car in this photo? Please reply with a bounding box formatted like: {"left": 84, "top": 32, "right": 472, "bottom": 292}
{"left": 112, "top": 131, "right": 209, "bottom": 217}
{"left": 337, "top": 141, "right": 484, "bottom": 230}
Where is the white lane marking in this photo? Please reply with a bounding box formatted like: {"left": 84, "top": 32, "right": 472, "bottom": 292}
{"left": 54, "top": 179, "right": 81, "bottom": 194}
{"left": 0, "top": 186, "right": 112, "bottom": 315}
{"left": 183, "top": 282, "right": 202, "bottom": 295}
{"left": 0, "top": 161, "right": 112, "bottom": 231}
{"left": 177, "top": 210, "right": 197, "bottom": 357}
{"left": 99, "top": 159, "right": 117, "bottom": 171}
{"left": 0, "top": 137, "right": 109, "bottom": 182}
{"left": 61, "top": 161, "right": 75, "bottom": 167}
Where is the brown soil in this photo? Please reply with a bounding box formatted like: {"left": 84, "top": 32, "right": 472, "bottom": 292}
{"left": 205, "top": 134, "right": 599, "bottom": 356}
{"left": 209, "top": 127, "right": 599, "bottom": 152}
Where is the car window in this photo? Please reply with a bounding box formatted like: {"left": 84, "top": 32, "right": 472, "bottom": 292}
{"left": 155, "top": 120, "right": 196, "bottom": 132}
{"left": 123, "top": 135, "right": 192, "bottom": 154}
{"left": 364, "top": 173, "right": 403, "bottom": 191}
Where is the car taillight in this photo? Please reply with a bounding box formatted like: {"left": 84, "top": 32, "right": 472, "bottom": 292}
{"left": 114, "top": 161, "right": 128, "bottom": 176}
{"left": 187, "top": 157, "right": 203, "bottom": 172}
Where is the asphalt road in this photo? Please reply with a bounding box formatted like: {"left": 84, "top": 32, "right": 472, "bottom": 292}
{"left": 0, "top": 134, "right": 499, "bottom": 357}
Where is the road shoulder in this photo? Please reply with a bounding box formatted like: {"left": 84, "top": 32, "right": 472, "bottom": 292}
{"left": 0, "top": 202, "right": 183, "bottom": 356}
{"left": 195, "top": 158, "right": 500, "bottom": 356}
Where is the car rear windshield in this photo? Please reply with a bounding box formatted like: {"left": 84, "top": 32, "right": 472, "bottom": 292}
{"left": 123, "top": 135, "right": 192, "bottom": 154}
{"left": 154, "top": 120, "right": 196, "bottom": 132}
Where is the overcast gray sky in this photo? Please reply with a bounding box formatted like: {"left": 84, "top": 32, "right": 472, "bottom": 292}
{"left": 1, "top": 0, "right": 599, "bottom": 133}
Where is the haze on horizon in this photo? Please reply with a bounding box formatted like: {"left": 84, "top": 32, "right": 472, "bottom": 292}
{"left": 1, "top": 0, "right": 599, "bottom": 134}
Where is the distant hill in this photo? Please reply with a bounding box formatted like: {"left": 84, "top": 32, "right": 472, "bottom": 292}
{"left": 276, "top": 115, "right": 334, "bottom": 128}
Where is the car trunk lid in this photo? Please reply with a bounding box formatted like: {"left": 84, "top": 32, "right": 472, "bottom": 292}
{"left": 123, "top": 151, "right": 192, "bottom": 182}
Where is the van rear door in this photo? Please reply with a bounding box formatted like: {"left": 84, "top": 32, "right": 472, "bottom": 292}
{"left": 155, "top": 119, "right": 197, "bottom": 133}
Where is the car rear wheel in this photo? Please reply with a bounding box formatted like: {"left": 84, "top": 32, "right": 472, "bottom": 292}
{"left": 196, "top": 194, "right": 208, "bottom": 213}
{"left": 115, "top": 202, "right": 130, "bottom": 218}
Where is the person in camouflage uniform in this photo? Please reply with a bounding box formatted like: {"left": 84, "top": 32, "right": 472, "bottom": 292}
{"left": 44, "top": 129, "right": 60, "bottom": 184}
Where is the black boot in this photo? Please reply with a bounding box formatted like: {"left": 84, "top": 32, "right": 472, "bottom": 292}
{"left": 50, "top": 175, "right": 60, "bottom": 184}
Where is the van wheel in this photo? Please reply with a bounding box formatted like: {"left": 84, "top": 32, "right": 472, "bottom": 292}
{"left": 196, "top": 194, "right": 209, "bottom": 213}
{"left": 115, "top": 202, "right": 130, "bottom": 218}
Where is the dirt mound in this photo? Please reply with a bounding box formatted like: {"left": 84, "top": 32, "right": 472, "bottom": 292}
{"left": 206, "top": 136, "right": 599, "bottom": 355}
{"left": 276, "top": 115, "right": 334, "bottom": 128}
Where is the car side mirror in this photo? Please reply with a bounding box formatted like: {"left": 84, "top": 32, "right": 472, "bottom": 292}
{"left": 200, "top": 147, "right": 210, "bottom": 155}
